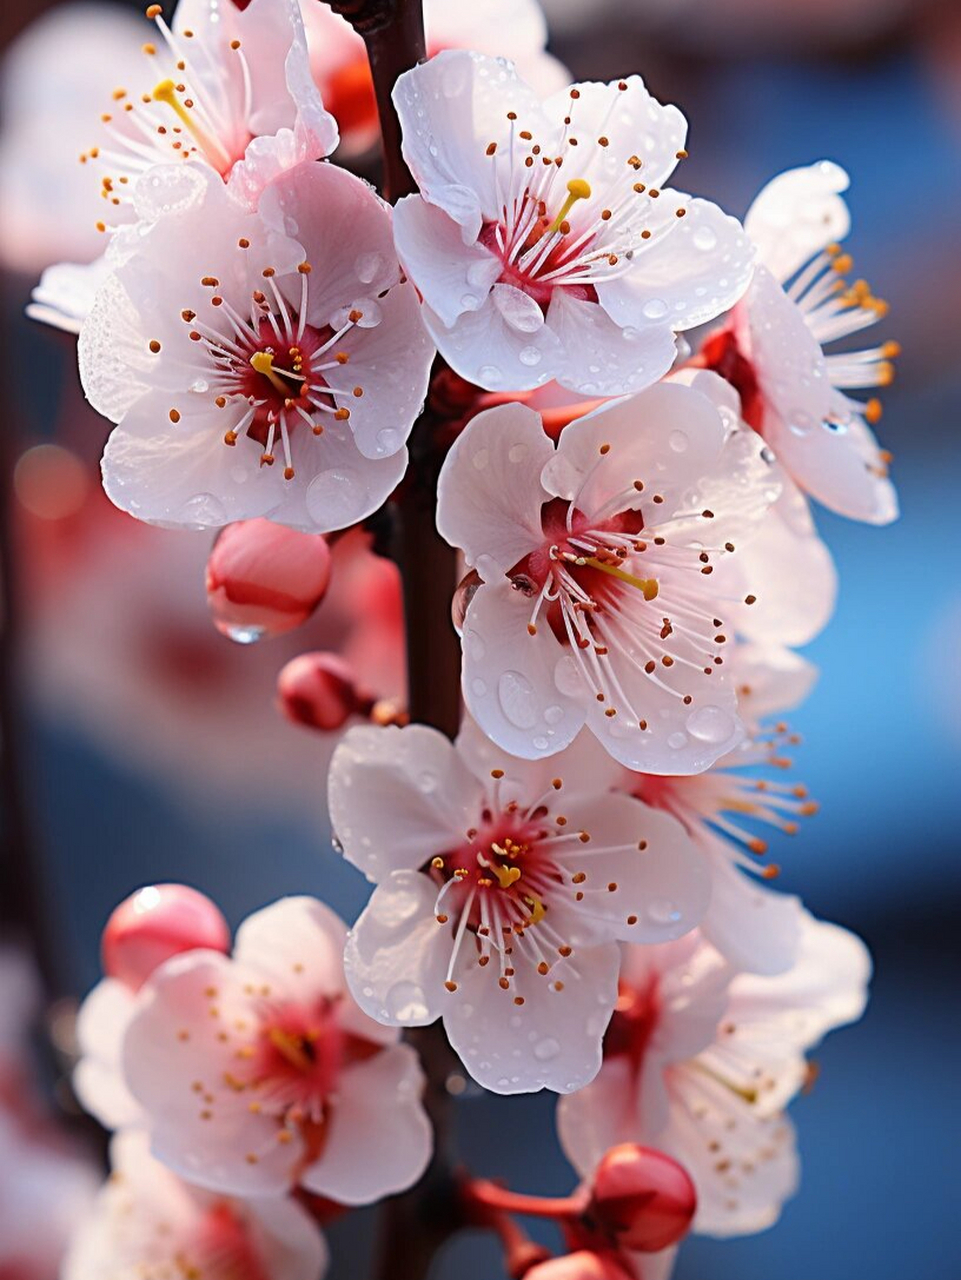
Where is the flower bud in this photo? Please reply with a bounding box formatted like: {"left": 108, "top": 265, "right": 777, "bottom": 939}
{"left": 525, "top": 1252, "right": 632, "bottom": 1280}
{"left": 587, "top": 1145, "right": 696, "bottom": 1253}
{"left": 277, "top": 652, "right": 373, "bottom": 732}
{"left": 205, "top": 519, "right": 331, "bottom": 643}
{"left": 102, "top": 885, "right": 231, "bottom": 992}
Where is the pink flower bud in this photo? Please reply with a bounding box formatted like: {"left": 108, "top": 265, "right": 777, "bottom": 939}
{"left": 525, "top": 1251, "right": 632, "bottom": 1280}
{"left": 277, "top": 652, "right": 372, "bottom": 732}
{"left": 587, "top": 1145, "right": 696, "bottom": 1253}
{"left": 205, "top": 519, "right": 331, "bottom": 643}
{"left": 102, "top": 885, "right": 231, "bottom": 992}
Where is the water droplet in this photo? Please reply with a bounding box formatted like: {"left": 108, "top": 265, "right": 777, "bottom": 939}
{"left": 647, "top": 899, "right": 681, "bottom": 925}
{"left": 519, "top": 345, "right": 542, "bottom": 367}
{"left": 508, "top": 443, "right": 528, "bottom": 463}
{"left": 452, "top": 569, "right": 482, "bottom": 632}
{"left": 669, "top": 430, "right": 688, "bottom": 453}
{"left": 376, "top": 427, "right": 402, "bottom": 456}
{"left": 355, "top": 252, "right": 384, "bottom": 284}
{"left": 226, "top": 624, "right": 264, "bottom": 645}
{"left": 306, "top": 469, "right": 363, "bottom": 526}
{"left": 479, "top": 364, "right": 501, "bottom": 386}
{"left": 189, "top": 378, "right": 208, "bottom": 394}
{"left": 472, "top": 448, "right": 490, "bottom": 470}
{"left": 667, "top": 730, "right": 688, "bottom": 750}
{"left": 331, "top": 298, "right": 382, "bottom": 330}
{"left": 179, "top": 492, "right": 227, "bottom": 528}
{"left": 693, "top": 225, "right": 718, "bottom": 252}
{"left": 788, "top": 410, "right": 814, "bottom": 437}
{"left": 460, "top": 293, "right": 481, "bottom": 311}
{"left": 760, "top": 445, "right": 776, "bottom": 464}
{"left": 554, "top": 655, "right": 585, "bottom": 697}
{"left": 642, "top": 298, "right": 668, "bottom": 320}
{"left": 386, "top": 981, "right": 429, "bottom": 1023}
{"left": 686, "top": 704, "right": 735, "bottom": 744}
{"left": 375, "top": 884, "right": 422, "bottom": 926}
{"left": 534, "top": 1037, "right": 560, "bottom": 1062}
{"left": 532, "top": 734, "right": 549, "bottom": 750}
{"left": 544, "top": 704, "right": 564, "bottom": 725}
{"left": 498, "top": 670, "right": 539, "bottom": 730}
{"left": 418, "top": 771, "right": 438, "bottom": 793}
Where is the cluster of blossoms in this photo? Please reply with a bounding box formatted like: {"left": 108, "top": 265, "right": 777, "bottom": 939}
{"left": 13, "top": 0, "right": 899, "bottom": 1274}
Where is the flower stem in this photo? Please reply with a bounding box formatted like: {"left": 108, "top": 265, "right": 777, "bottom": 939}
{"left": 465, "top": 1178, "right": 588, "bottom": 1222}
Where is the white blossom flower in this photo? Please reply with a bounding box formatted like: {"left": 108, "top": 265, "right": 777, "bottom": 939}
{"left": 557, "top": 911, "right": 871, "bottom": 1237}
{"left": 80, "top": 160, "right": 432, "bottom": 532}
{"left": 437, "top": 382, "right": 781, "bottom": 773}
{"left": 64, "top": 1130, "right": 327, "bottom": 1280}
{"left": 30, "top": 0, "right": 338, "bottom": 333}
{"left": 392, "top": 50, "right": 754, "bottom": 395}
{"left": 700, "top": 160, "right": 898, "bottom": 524}
{"left": 329, "top": 720, "right": 710, "bottom": 1095}
{"left": 301, "top": 0, "right": 569, "bottom": 157}
{"left": 121, "top": 897, "right": 432, "bottom": 1203}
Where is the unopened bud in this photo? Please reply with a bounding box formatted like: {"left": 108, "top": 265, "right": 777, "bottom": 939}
{"left": 278, "top": 652, "right": 373, "bottom": 732}
{"left": 102, "top": 884, "right": 231, "bottom": 992}
{"left": 525, "top": 1251, "right": 632, "bottom": 1280}
{"left": 206, "top": 519, "right": 331, "bottom": 643}
{"left": 588, "top": 1145, "right": 696, "bottom": 1252}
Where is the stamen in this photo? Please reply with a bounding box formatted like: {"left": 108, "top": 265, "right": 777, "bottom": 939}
{"left": 151, "top": 78, "right": 232, "bottom": 170}
{"left": 547, "top": 178, "right": 592, "bottom": 234}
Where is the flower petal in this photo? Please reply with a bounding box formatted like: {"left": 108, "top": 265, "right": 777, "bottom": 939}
{"left": 436, "top": 401, "right": 553, "bottom": 572}
{"left": 301, "top": 1045, "right": 431, "bottom": 1204}
{"left": 697, "top": 840, "right": 804, "bottom": 977}
{"left": 393, "top": 195, "right": 501, "bottom": 328}
{"left": 329, "top": 725, "right": 482, "bottom": 883}
{"left": 744, "top": 160, "right": 851, "bottom": 284}
{"left": 74, "top": 978, "right": 142, "bottom": 1130}
{"left": 419, "top": 294, "right": 565, "bottom": 393}
{"left": 546, "top": 289, "right": 680, "bottom": 397}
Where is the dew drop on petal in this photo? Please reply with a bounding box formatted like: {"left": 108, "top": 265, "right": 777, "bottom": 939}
{"left": 355, "top": 252, "right": 384, "bottom": 284}
{"left": 647, "top": 899, "right": 682, "bottom": 925}
{"left": 685, "top": 704, "right": 735, "bottom": 744}
{"left": 179, "top": 492, "right": 227, "bottom": 527}
{"left": 376, "top": 427, "right": 402, "bottom": 456}
{"left": 554, "top": 655, "right": 585, "bottom": 697}
{"left": 305, "top": 469, "right": 363, "bottom": 526}
{"left": 642, "top": 298, "right": 669, "bottom": 320}
{"left": 418, "top": 771, "right": 438, "bottom": 793}
{"left": 479, "top": 364, "right": 501, "bottom": 386}
{"left": 532, "top": 734, "right": 549, "bottom": 750}
{"left": 472, "top": 448, "right": 490, "bottom": 471}
{"left": 534, "top": 1037, "right": 561, "bottom": 1062}
{"left": 693, "top": 225, "right": 718, "bottom": 252}
{"left": 374, "top": 884, "right": 422, "bottom": 926}
{"left": 497, "top": 670, "right": 539, "bottom": 730}
{"left": 519, "top": 345, "right": 542, "bottom": 367}
{"left": 508, "top": 443, "right": 528, "bottom": 463}
{"left": 386, "top": 981, "right": 430, "bottom": 1022}
{"left": 461, "top": 293, "right": 481, "bottom": 311}
{"left": 669, "top": 430, "right": 688, "bottom": 453}
{"left": 667, "top": 730, "right": 688, "bottom": 750}
{"left": 544, "top": 704, "right": 564, "bottom": 725}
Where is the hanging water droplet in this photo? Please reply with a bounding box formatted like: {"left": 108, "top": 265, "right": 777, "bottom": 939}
{"left": 226, "top": 624, "right": 265, "bottom": 645}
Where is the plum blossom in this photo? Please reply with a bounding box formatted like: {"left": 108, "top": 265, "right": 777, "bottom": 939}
{"left": 630, "top": 643, "right": 819, "bottom": 975}
{"left": 437, "top": 382, "right": 781, "bottom": 773}
{"left": 80, "top": 160, "right": 433, "bottom": 532}
{"left": 557, "top": 912, "right": 871, "bottom": 1237}
{"left": 392, "top": 51, "right": 754, "bottom": 394}
{"left": 700, "top": 161, "right": 898, "bottom": 524}
{"left": 30, "top": 0, "right": 338, "bottom": 333}
{"left": 64, "top": 1130, "right": 327, "bottom": 1280}
{"left": 301, "top": 0, "right": 568, "bottom": 157}
{"left": 329, "top": 721, "right": 710, "bottom": 1095}
{"left": 121, "top": 896, "right": 432, "bottom": 1203}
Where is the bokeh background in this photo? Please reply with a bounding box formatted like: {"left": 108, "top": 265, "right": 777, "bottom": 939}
{"left": 1, "top": 1, "right": 959, "bottom": 1277}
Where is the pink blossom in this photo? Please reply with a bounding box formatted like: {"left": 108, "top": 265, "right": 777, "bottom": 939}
{"left": 391, "top": 51, "right": 753, "bottom": 394}
{"left": 80, "top": 161, "right": 432, "bottom": 532}
{"left": 301, "top": 0, "right": 569, "bottom": 157}
{"left": 64, "top": 1130, "right": 327, "bottom": 1280}
{"left": 29, "top": 0, "right": 338, "bottom": 333}
{"left": 557, "top": 912, "right": 871, "bottom": 1237}
{"left": 329, "top": 721, "right": 709, "bottom": 1095}
{"left": 277, "top": 652, "right": 374, "bottom": 732}
{"left": 437, "top": 382, "right": 780, "bottom": 772}
{"left": 121, "top": 897, "right": 432, "bottom": 1203}
{"left": 700, "top": 161, "right": 898, "bottom": 524}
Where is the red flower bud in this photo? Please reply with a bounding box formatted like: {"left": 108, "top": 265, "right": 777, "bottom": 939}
{"left": 588, "top": 1145, "right": 696, "bottom": 1253}
{"left": 277, "top": 652, "right": 372, "bottom": 732}
{"left": 205, "top": 519, "right": 331, "bottom": 642}
{"left": 102, "top": 884, "right": 231, "bottom": 992}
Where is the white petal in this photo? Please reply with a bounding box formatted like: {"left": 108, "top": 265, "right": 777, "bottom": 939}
{"left": 728, "top": 642, "right": 819, "bottom": 724}
{"left": 393, "top": 50, "right": 550, "bottom": 238}
{"left": 444, "top": 941, "right": 620, "bottom": 1094}
{"left": 598, "top": 196, "right": 754, "bottom": 334}
{"left": 555, "top": 1054, "right": 638, "bottom": 1176}
{"left": 28, "top": 257, "right": 112, "bottom": 335}
{"left": 436, "top": 401, "right": 552, "bottom": 572}
{"left": 549, "top": 793, "right": 710, "bottom": 945}
{"left": 698, "top": 841, "right": 804, "bottom": 977}
{"left": 419, "top": 294, "right": 564, "bottom": 393}
{"left": 301, "top": 1045, "right": 431, "bottom": 1204}
{"left": 546, "top": 289, "right": 680, "bottom": 397}
{"left": 745, "top": 160, "right": 851, "bottom": 284}
{"left": 460, "top": 577, "right": 588, "bottom": 760}
{"left": 74, "top": 978, "right": 142, "bottom": 1130}
{"left": 329, "top": 724, "right": 481, "bottom": 882}
{"left": 393, "top": 195, "right": 501, "bottom": 327}
{"left": 455, "top": 718, "right": 625, "bottom": 805}
{"left": 344, "top": 871, "right": 452, "bottom": 1027}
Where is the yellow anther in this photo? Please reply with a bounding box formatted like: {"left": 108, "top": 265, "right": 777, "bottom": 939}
{"left": 547, "top": 178, "right": 592, "bottom": 234}
{"left": 267, "top": 1028, "right": 314, "bottom": 1073}
{"left": 250, "top": 350, "right": 290, "bottom": 395}
{"left": 492, "top": 863, "right": 522, "bottom": 890}
{"left": 523, "top": 894, "right": 547, "bottom": 926}
{"left": 584, "top": 557, "right": 659, "bottom": 600}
